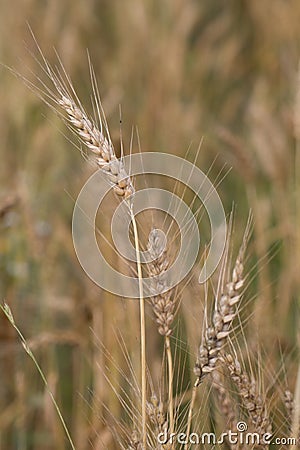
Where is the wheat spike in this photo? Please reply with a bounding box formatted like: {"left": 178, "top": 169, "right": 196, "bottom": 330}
{"left": 146, "top": 394, "right": 167, "bottom": 437}
{"left": 213, "top": 370, "right": 237, "bottom": 430}
{"left": 224, "top": 353, "right": 272, "bottom": 448}
{"left": 58, "top": 94, "right": 134, "bottom": 199}
{"left": 147, "top": 229, "right": 176, "bottom": 337}
{"left": 33, "top": 47, "right": 135, "bottom": 199}
{"left": 212, "top": 370, "right": 241, "bottom": 450}
{"left": 194, "top": 236, "right": 246, "bottom": 384}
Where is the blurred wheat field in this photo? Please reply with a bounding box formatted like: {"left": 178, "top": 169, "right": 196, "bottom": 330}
{"left": 0, "top": 1, "right": 300, "bottom": 449}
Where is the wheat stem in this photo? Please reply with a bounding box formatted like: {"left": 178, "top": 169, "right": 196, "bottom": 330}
{"left": 131, "top": 211, "right": 147, "bottom": 450}
{"left": 184, "top": 381, "right": 198, "bottom": 450}
{"left": 165, "top": 335, "right": 174, "bottom": 439}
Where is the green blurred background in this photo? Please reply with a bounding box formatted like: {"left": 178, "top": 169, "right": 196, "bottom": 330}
{"left": 0, "top": 1, "right": 299, "bottom": 449}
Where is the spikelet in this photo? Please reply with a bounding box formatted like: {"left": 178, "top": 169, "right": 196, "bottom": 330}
{"left": 146, "top": 394, "right": 167, "bottom": 438}
{"left": 127, "top": 429, "right": 143, "bottom": 450}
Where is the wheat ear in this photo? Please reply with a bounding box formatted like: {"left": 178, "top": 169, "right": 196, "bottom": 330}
{"left": 224, "top": 353, "right": 272, "bottom": 448}
{"left": 213, "top": 371, "right": 244, "bottom": 450}
{"left": 147, "top": 229, "right": 176, "bottom": 439}
{"left": 185, "top": 226, "right": 249, "bottom": 449}
{"left": 194, "top": 237, "right": 246, "bottom": 384}
{"left": 146, "top": 393, "right": 168, "bottom": 449}
{"left": 212, "top": 370, "right": 237, "bottom": 447}
{"left": 57, "top": 94, "right": 134, "bottom": 198}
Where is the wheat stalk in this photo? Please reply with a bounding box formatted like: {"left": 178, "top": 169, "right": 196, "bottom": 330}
{"left": 131, "top": 213, "right": 147, "bottom": 449}
{"left": 1, "top": 303, "right": 76, "bottom": 450}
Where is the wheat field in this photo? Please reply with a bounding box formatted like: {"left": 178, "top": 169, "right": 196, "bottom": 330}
{"left": 0, "top": 1, "right": 299, "bottom": 449}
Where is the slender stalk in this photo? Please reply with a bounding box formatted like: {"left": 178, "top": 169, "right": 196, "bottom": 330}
{"left": 165, "top": 335, "right": 174, "bottom": 438}
{"left": 184, "top": 382, "right": 198, "bottom": 450}
{"left": 1, "top": 303, "right": 76, "bottom": 450}
{"left": 131, "top": 211, "right": 147, "bottom": 450}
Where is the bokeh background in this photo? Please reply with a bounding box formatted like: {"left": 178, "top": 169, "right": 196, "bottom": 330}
{"left": 0, "top": 1, "right": 299, "bottom": 449}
